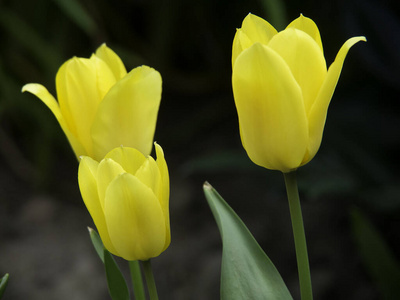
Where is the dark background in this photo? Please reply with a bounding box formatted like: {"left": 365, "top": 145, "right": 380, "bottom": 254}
{"left": 1, "top": 0, "right": 399, "bottom": 299}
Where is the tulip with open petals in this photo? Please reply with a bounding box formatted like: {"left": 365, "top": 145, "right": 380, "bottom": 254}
{"left": 78, "top": 143, "right": 170, "bottom": 261}
{"left": 232, "top": 14, "right": 366, "bottom": 172}
{"left": 23, "top": 44, "right": 162, "bottom": 160}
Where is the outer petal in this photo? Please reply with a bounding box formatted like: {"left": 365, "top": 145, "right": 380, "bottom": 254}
{"left": 56, "top": 57, "right": 116, "bottom": 157}
{"left": 104, "top": 173, "right": 166, "bottom": 261}
{"left": 232, "top": 13, "right": 278, "bottom": 66}
{"left": 268, "top": 28, "right": 327, "bottom": 114}
{"left": 96, "top": 158, "right": 125, "bottom": 210}
{"left": 91, "top": 66, "right": 162, "bottom": 160}
{"left": 306, "top": 36, "right": 366, "bottom": 164}
{"left": 155, "top": 143, "right": 170, "bottom": 251}
{"left": 78, "top": 156, "right": 117, "bottom": 254}
{"left": 287, "top": 14, "right": 323, "bottom": 52}
{"left": 105, "top": 146, "right": 147, "bottom": 176}
{"left": 232, "top": 43, "right": 308, "bottom": 172}
{"left": 22, "top": 83, "right": 86, "bottom": 158}
{"left": 95, "top": 44, "right": 127, "bottom": 80}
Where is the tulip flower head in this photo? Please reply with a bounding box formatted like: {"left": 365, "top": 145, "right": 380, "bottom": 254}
{"left": 78, "top": 143, "right": 170, "bottom": 261}
{"left": 22, "top": 44, "right": 162, "bottom": 161}
{"left": 232, "top": 14, "right": 366, "bottom": 172}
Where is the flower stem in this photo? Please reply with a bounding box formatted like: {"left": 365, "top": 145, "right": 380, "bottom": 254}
{"left": 129, "top": 261, "right": 146, "bottom": 300}
{"left": 143, "top": 259, "right": 159, "bottom": 300}
{"left": 283, "top": 171, "right": 313, "bottom": 300}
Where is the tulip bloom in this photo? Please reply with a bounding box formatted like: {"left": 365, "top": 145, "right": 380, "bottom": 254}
{"left": 78, "top": 143, "right": 170, "bottom": 261}
{"left": 232, "top": 14, "right": 366, "bottom": 172}
{"left": 22, "top": 44, "right": 162, "bottom": 161}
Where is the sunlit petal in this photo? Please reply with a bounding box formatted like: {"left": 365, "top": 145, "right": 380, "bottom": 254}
{"left": 268, "top": 28, "right": 327, "bottom": 114}
{"left": 306, "top": 36, "right": 366, "bottom": 164}
{"left": 78, "top": 156, "right": 117, "bottom": 254}
{"left": 91, "top": 66, "right": 162, "bottom": 160}
{"left": 105, "top": 173, "right": 166, "bottom": 261}
{"left": 22, "top": 83, "right": 86, "bottom": 158}
{"left": 95, "top": 43, "right": 127, "bottom": 80}
{"left": 232, "top": 43, "right": 308, "bottom": 172}
{"left": 287, "top": 14, "right": 323, "bottom": 52}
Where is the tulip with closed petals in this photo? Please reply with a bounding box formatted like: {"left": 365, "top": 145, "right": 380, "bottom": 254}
{"left": 232, "top": 14, "right": 366, "bottom": 172}
{"left": 78, "top": 143, "right": 170, "bottom": 261}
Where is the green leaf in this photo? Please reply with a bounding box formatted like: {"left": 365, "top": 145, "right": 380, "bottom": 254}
{"left": 351, "top": 207, "right": 400, "bottom": 299}
{"left": 203, "top": 182, "right": 293, "bottom": 300}
{"left": 88, "top": 227, "right": 105, "bottom": 263}
{"left": 0, "top": 273, "right": 9, "bottom": 299}
{"left": 104, "top": 249, "right": 130, "bottom": 300}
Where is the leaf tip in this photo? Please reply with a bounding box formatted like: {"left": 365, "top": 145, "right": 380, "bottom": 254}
{"left": 203, "top": 181, "right": 213, "bottom": 190}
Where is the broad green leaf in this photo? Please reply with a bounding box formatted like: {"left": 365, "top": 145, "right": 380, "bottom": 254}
{"left": 88, "top": 227, "right": 105, "bottom": 263}
{"left": 0, "top": 273, "right": 9, "bottom": 299}
{"left": 351, "top": 207, "right": 400, "bottom": 299}
{"left": 104, "top": 249, "right": 130, "bottom": 300}
{"left": 203, "top": 182, "right": 293, "bottom": 300}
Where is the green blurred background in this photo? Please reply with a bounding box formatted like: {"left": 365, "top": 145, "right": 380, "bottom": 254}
{"left": 1, "top": 0, "right": 399, "bottom": 299}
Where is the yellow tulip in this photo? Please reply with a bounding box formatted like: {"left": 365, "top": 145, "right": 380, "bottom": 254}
{"left": 232, "top": 14, "right": 366, "bottom": 172}
{"left": 22, "top": 44, "right": 162, "bottom": 161}
{"left": 78, "top": 143, "right": 170, "bottom": 261}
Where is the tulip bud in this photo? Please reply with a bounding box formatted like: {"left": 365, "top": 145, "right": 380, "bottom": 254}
{"left": 232, "top": 13, "right": 366, "bottom": 172}
{"left": 78, "top": 143, "right": 170, "bottom": 261}
{"left": 22, "top": 44, "right": 162, "bottom": 160}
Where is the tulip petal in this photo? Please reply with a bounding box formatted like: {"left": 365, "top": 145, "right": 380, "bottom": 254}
{"left": 96, "top": 158, "right": 125, "bottom": 209}
{"left": 56, "top": 57, "right": 116, "bottom": 157}
{"left": 155, "top": 143, "right": 170, "bottom": 251}
{"left": 306, "top": 36, "right": 366, "bottom": 164}
{"left": 91, "top": 66, "right": 162, "bottom": 160}
{"left": 105, "top": 173, "right": 166, "bottom": 261}
{"left": 232, "top": 13, "right": 278, "bottom": 66}
{"left": 22, "top": 83, "right": 86, "bottom": 158}
{"left": 78, "top": 156, "right": 117, "bottom": 254}
{"left": 104, "top": 146, "right": 147, "bottom": 176}
{"left": 134, "top": 157, "right": 160, "bottom": 194}
{"left": 268, "top": 28, "right": 327, "bottom": 114}
{"left": 232, "top": 43, "right": 308, "bottom": 172}
{"left": 95, "top": 44, "right": 127, "bottom": 80}
{"left": 287, "top": 14, "right": 323, "bottom": 52}
{"left": 241, "top": 13, "right": 278, "bottom": 44}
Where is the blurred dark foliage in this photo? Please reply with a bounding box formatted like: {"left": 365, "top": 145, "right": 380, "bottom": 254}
{"left": 1, "top": 0, "right": 400, "bottom": 299}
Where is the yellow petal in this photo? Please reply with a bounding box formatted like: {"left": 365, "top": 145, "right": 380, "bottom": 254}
{"left": 78, "top": 156, "right": 117, "bottom": 254}
{"left": 104, "top": 173, "right": 166, "bottom": 261}
{"left": 232, "top": 13, "right": 278, "bottom": 67}
{"left": 95, "top": 44, "right": 127, "bottom": 80}
{"left": 232, "top": 43, "right": 308, "bottom": 172}
{"left": 22, "top": 83, "right": 86, "bottom": 158}
{"left": 91, "top": 66, "right": 162, "bottom": 160}
{"left": 104, "top": 146, "right": 147, "bottom": 176}
{"left": 134, "top": 157, "right": 160, "bottom": 194}
{"left": 287, "top": 14, "right": 323, "bottom": 52}
{"left": 232, "top": 29, "right": 253, "bottom": 67}
{"left": 155, "top": 143, "right": 170, "bottom": 251}
{"left": 268, "top": 28, "right": 327, "bottom": 114}
{"left": 306, "top": 36, "right": 366, "bottom": 164}
{"left": 241, "top": 13, "right": 278, "bottom": 45}
{"left": 96, "top": 158, "right": 125, "bottom": 210}
{"left": 55, "top": 56, "right": 116, "bottom": 157}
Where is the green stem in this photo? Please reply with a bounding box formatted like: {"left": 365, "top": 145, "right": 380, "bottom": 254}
{"left": 283, "top": 171, "right": 313, "bottom": 300}
{"left": 129, "top": 261, "right": 146, "bottom": 300}
{"left": 143, "top": 259, "right": 159, "bottom": 300}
